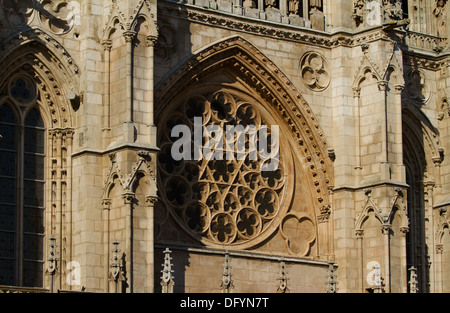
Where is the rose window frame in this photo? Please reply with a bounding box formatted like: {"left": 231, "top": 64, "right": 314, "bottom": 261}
{"left": 158, "top": 89, "right": 294, "bottom": 249}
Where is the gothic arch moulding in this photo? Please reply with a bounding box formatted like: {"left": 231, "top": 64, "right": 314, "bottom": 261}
{"left": 155, "top": 36, "right": 333, "bottom": 256}
{"left": 353, "top": 41, "right": 404, "bottom": 90}
{"left": 102, "top": 0, "right": 157, "bottom": 43}
{"left": 355, "top": 188, "right": 409, "bottom": 237}
{"left": 102, "top": 151, "right": 156, "bottom": 201}
{"left": 402, "top": 106, "right": 442, "bottom": 184}
{"left": 0, "top": 28, "right": 80, "bottom": 128}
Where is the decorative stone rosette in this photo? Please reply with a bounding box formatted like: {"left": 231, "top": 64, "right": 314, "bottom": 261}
{"left": 157, "top": 89, "right": 294, "bottom": 249}
{"left": 300, "top": 52, "right": 330, "bottom": 92}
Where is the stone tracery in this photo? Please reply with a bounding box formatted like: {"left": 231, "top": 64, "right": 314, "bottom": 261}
{"left": 158, "top": 90, "right": 291, "bottom": 248}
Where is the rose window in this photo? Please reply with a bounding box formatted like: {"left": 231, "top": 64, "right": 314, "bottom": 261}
{"left": 158, "top": 90, "right": 292, "bottom": 247}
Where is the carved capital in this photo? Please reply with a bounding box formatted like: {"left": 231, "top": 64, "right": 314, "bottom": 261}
{"left": 352, "top": 87, "right": 361, "bottom": 98}
{"left": 108, "top": 152, "right": 116, "bottom": 163}
{"left": 394, "top": 84, "right": 405, "bottom": 95}
{"left": 102, "top": 198, "right": 112, "bottom": 210}
{"left": 146, "top": 195, "right": 158, "bottom": 207}
{"left": 123, "top": 30, "right": 137, "bottom": 43}
{"left": 355, "top": 229, "right": 364, "bottom": 239}
{"left": 102, "top": 39, "right": 112, "bottom": 51}
{"left": 122, "top": 192, "right": 136, "bottom": 204}
{"left": 381, "top": 224, "right": 391, "bottom": 235}
{"left": 146, "top": 35, "right": 158, "bottom": 47}
{"left": 137, "top": 150, "right": 151, "bottom": 161}
{"left": 400, "top": 226, "right": 409, "bottom": 237}
{"left": 377, "top": 80, "right": 388, "bottom": 91}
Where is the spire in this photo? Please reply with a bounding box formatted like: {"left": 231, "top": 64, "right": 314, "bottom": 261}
{"left": 408, "top": 266, "right": 419, "bottom": 293}
{"left": 276, "top": 259, "right": 289, "bottom": 293}
{"left": 109, "top": 239, "right": 126, "bottom": 293}
{"left": 161, "top": 248, "right": 175, "bottom": 293}
{"left": 325, "top": 261, "right": 338, "bottom": 293}
{"left": 220, "top": 251, "right": 234, "bottom": 293}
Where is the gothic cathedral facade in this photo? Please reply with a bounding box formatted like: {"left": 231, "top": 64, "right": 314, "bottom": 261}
{"left": 0, "top": 0, "right": 450, "bottom": 293}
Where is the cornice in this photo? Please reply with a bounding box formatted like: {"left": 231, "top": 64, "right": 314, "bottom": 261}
{"left": 159, "top": 0, "right": 450, "bottom": 61}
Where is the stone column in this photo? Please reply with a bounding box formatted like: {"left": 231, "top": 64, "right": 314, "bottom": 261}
{"left": 102, "top": 198, "right": 111, "bottom": 292}
{"left": 353, "top": 87, "right": 362, "bottom": 173}
{"left": 382, "top": 223, "right": 391, "bottom": 293}
{"left": 424, "top": 182, "right": 436, "bottom": 292}
{"left": 101, "top": 40, "right": 112, "bottom": 148}
{"left": 123, "top": 31, "right": 137, "bottom": 143}
{"left": 400, "top": 226, "right": 409, "bottom": 293}
{"left": 145, "top": 36, "right": 158, "bottom": 147}
{"left": 356, "top": 229, "right": 364, "bottom": 293}
{"left": 436, "top": 244, "right": 444, "bottom": 293}
{"left": 122, "top": 191, "right": 136, "bottom": 293}
{"left": 145, "top": 195, "right": 158, "bottom": 293}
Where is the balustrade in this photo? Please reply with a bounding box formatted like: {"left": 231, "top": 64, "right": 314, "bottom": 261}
{"left": 171, "top": 0, "right": 326, "bottom": 30}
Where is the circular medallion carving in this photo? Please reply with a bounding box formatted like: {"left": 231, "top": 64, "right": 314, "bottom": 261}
{"left": 158, "top": 89, "right": 294, "bottom": 249}
{"left": 300, "top": 52, "right": 330, "bottom": 91}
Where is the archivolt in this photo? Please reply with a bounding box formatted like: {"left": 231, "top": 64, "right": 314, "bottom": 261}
{"left": 0, "top": 28, "right": 80, "bottom": 128}
{"left": 402, "top": 106, "right": 441, "bottom": 184}
{"left": 155, "top": 35, "right": 334, "bottom": 219}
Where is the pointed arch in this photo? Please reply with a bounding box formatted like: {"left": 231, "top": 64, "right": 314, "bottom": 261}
{"left": 353, "top": 55, "right": 382, "bottom": 89}
{"left": 155, "top": 36, "right": 334, "bottom": 255}
{"left": 0, "top": 28, "right": 80, "bottom": 129}
{"left": 402, "top": 106, "right": 441, "bottom": 183}
{"left": 355, "top": 194, "right": 383, "bottom": 231}
{"left": 102, "top": 0, "right": 157, "bottom": 41}
{"left": 156, "top": 35, "right": 333, "bottom": 210}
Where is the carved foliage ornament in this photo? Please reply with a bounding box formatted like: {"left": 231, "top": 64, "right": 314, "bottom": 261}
{"left": 1, "top": 0, "right": 80, "bottom": 34}
{"left": 300, "top": 52, "right": 330, "bottom": 91}
{"left": 158, "top": 89, "right": 297, "bottom": 249}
